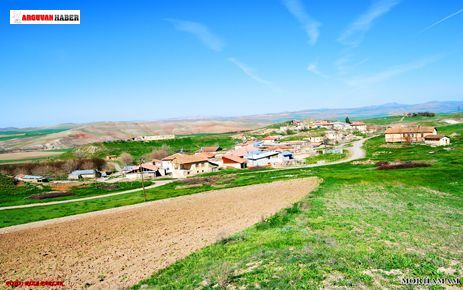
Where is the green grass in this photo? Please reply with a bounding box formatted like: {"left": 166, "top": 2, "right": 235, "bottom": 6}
{"left": 304, "top": 152, "right": 347, "bottom": 164}
{"left": 364, "top": 112, "right": 463, "bottom": 126}
{"left": 0, "top": 180, "right": 152, "bottom": 207}
{"left": 0, "top": 128, "right": 69, "bottom": 141}
{"left": 131, "top": 122, "right": 463, "bottom": 289}
{"left": 74, "top": 134, "right": 238, "bottom": 160}
{"left": 1, "top": 119, "right": 463, "bottom": 288}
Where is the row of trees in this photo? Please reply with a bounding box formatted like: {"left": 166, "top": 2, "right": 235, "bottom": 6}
{"left": 0, "top": 145, "right": 174, "bottom": 177}
{"left": 118, "top": 145, "right": 171, "bottom": 166}
{"left": 0, "top": 158, "right": 107, "bottom": 177}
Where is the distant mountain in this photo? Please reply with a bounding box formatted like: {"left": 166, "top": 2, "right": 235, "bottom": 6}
{"left": 0, "top": 127, "right": 19, "bottom": 131}
{"left": 231, "top": 101, "right": 463, "bottom": 123}
{"left": 0, "top": 100, "right": 461, "bottom": 151}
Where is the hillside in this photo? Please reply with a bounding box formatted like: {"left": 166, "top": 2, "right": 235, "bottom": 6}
{"left": 0, "top": 120, "right": 264, "bottom": 151}
{"left": 1, "top": 100, "right": 462, "bottom": 151}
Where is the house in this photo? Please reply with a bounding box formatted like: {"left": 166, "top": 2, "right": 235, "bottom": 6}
{"left": 131, "top": 135, "right": 175, "bottom": 141}
{"left": 161, "top": 153, "right": 218, "bottom": 178}
{"left": 68, "top": 169, "right": 101, "bottom": 180}
{"left": 227, "top": 145, "right": 260, "bottom": 158}
{"left": 385, "top": 126, "right": 437, "bottom": 143}
{"left": 279, "top": 151, "right": 295, "bottom": 162}
{"left": 262, "top": 136, "right": 281, "bottom": 145}
{"left": 313, "top": 120, "right": 334, "bottom": 129}
{"left": 245, "top": 150, "right": 281, "bottom": 167}
{"left": 122, "top": 162, "right": 164, "bottom": 179}
{"left": 333, "top": 122, "right": 352, "bottom": 131}
{"left": 424, "top": 135, "right": 450, "bottom": 146}
{"left": 222, "top": 155, "right": 247, "bottom": 169}
{"left": 351, "top": 121, "right": 367, "bottom": 133}
{"left": 14, "top": 174, "right": 49, "bottom": 183}
{"left": 309, "top": 136, "right": 324, "bottom": 143}
{"left": 325, "top": 131, "right": 344, "bottom": 144}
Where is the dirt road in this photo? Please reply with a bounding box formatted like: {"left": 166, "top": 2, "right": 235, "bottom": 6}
{"left": 0, "top": 177, "right": 319, "bottom": 289}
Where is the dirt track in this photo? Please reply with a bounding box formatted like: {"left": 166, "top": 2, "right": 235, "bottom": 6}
{"left": 0, "top": 177, "right": 319, "bottom": 289}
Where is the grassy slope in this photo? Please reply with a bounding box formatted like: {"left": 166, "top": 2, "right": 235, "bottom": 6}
{"left": 85, "top": 134, "right": 237, "bottom": 160}
{"left": 132, "top": 124, "right": 463, "bottom": 288}
{"left": 0, "top": 180, "right": 153, "bottom": 208}
{"left": 304, "top": 152, "right": 347, "bottom": 164}
{"left": 0, "top": 128, "right": 69, "bottom": 142}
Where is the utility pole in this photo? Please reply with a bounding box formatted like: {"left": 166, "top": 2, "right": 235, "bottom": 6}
{"left": 140, "top": 157, "right": 147, "bottom": 202}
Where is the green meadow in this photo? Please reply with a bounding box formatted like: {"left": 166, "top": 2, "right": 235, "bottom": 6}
{"left": 73, "top": 134, "right": 238, "bottom": 160}
{"left": 1, "top": 116, "right": 462, "bottom": 288}
{"left": 132, "top": 123, "right": 463, "bottom": 289}
{"left": 0, "top": 177, "right": 152, "bottom": 208}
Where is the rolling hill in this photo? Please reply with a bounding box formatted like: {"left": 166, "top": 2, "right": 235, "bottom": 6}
{"left": 1, "top": 100, "right": 462, "bottom": 151}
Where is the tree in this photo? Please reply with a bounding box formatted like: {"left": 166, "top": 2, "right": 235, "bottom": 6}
{"left": 345, "top": 116, "right": 351, "bottom": 124}
{"left": 144, "top": 145, "right": 171, "bottom": 160}
{"left": 119, "top": 152, "right": 133, "bottom": 166}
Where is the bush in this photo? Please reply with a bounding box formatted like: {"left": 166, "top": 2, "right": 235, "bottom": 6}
{"left": 376, "top": 161, "right": 431, "bottom": 170}
{"left": 0, "top": 158, "right": 107, "bottom": 177}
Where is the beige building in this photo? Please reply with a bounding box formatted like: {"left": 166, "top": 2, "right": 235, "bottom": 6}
{"left": 424, "top": 135, "right": 450, "bottom": 146}
{"left": 162, "top": 153, "right": 218, "bottom": 178}
{"left": 384, "top": 126, "right": 437, "bottom": 143}
{"left": 351, "top": 121, "right": 367, "bottom": 133}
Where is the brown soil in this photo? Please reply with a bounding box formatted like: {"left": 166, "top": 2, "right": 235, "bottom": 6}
{"left": 0, "top": 151, "right": 63, "bottom": 161}
{"left": 0, "top": 177, "right": 319, "bottom": 289}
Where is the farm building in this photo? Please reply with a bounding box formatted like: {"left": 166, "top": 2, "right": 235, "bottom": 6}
{"left": 14, "top": 174, "right": 49, "bottom": 183}
{"left": 131, "top": 135, "right": 175, "bottom": 141}
{"left": 312, "top": 120, "right": 334, "bottom": 129}
{"left": 424, "top": 135, "right": 450, "bottom": 146}
{"left": 245, "top": 150, "right": 294, "bottom": 168}
{"left": 162, "top": 153, "right": 218, "bottom": 178}
{"left": 122, "top": 162, "right": 164, "bottom": 179}
{"left": 384, "top": 126, "right": 437, "bottom": 143}
{"left": 68, "top": 169, "right": 101, "bottom": 180}
{"left": 222, "top": 155, "right": 247, "bottom": 169}
{"left": 245, "top": 151, "right": 280, "bottom": 167}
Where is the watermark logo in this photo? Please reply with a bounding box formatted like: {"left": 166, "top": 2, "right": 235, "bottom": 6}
{"left": 10, "top": 10, "right": 80, "bottom": 25}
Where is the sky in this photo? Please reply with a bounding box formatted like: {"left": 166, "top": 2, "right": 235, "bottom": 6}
{"left": 1, "top": 0, "right": 463, "bottom": 127}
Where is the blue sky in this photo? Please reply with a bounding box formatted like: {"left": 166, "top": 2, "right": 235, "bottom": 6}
{"left": 1, "top": 0, "right": 463, "bottom": 127}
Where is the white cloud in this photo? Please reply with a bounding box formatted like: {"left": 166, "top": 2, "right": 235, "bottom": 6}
{"left": 228, "top": 57, "right": 277, "bottom": 89}
{"left": 338, "top": 0, "right": 400, "bottom": 47}
{"left": 307, "top": 63, "right": 329, "bottom": 78}
{"left": 346, "top": 56, "right": 439, "bottom": 87}
{"left": 166, "top": 19, "right": 224, "bottom": 51}
{"left": 421, "top": 8, "right": 463, "bottom": 33}
{"left": 282, "top": 0, "right": 321, "bottom": 45}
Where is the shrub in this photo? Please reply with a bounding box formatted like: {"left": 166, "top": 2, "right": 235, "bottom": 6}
{"left": 376, "top": 161, "right": 431, "bottom": 170}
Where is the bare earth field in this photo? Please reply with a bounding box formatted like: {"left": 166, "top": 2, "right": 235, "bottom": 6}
{"left": 0, "top": 151, "right": 63, "bottom": 161}
{"left": 0, "top": 177, "right": 319, "bottom": 289}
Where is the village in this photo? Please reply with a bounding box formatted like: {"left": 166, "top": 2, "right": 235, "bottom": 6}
{"left": 12, "top": 116, "right": 451, "bottom": 185}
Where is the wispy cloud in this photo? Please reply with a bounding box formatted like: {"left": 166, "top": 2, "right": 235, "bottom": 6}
{"left": 421, "top": 8, "right": 463, "bottom": 33}
{"left": 282, "top": 0, "right": 321, "bottom": 45}
{"left": 335, "top": 54, "right": 369, "bottom": 76}
{"left": 166, "top": 19, "right": 224, "bottom": 51}
{"left": 346, "top": 56, "right": 439, "bottom": 87}
{"left": 338, "top": 0, "right": 400, "bottom": 47}
{"left": 307, "top": 63, "right": 330, "bottom": 79}
{"left": 228, "top": 57, "right": 277, "bottom": 89}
